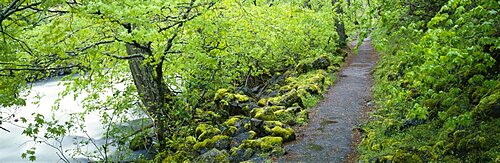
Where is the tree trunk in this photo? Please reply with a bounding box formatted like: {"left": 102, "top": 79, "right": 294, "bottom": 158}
{"left": 126, "top": 43, "right": 170, "bottom": 150}
{"left": 332, "top": 0, "right": 347, "bottom": 48}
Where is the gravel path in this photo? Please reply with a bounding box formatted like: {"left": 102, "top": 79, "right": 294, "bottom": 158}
{"left": 277, "top": 38, "right": 377, "bottom": 163}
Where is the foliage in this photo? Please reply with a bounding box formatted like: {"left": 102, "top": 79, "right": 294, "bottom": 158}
{"left": 0, "top": 0, "right": 355, "bottom": 162}
{"left": 360, "top": 0, "right": 500, "bottom": 161}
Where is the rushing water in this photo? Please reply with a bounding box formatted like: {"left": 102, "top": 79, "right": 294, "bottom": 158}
{"left": 0, "top": 78, "right": 123, "bottom": 162}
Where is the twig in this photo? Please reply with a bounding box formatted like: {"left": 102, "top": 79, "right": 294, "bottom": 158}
{"left": 0, "top": 126, "right": 10, "bottom": 132}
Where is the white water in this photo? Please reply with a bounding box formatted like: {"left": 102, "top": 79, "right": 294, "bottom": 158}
{"left": 0, "top": 78, "right": 124, "bottom": 162}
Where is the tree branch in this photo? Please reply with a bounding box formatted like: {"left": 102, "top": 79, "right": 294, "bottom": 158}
{"left": 0, "top": 126, "right": 10, "bottom": 132}
{"left": 103, "top": 53, "right": 145, "bottom": 60}
{"left": 1, "top": 1, "right": 43, "bottom": 24}
{"left": 0, "top": 64, "right": 80, "bottom": 72}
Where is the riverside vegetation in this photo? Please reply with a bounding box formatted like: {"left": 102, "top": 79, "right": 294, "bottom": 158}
{"left": 0, "top": 0, "right": 367, "bottom": 162}
{"left": 359, "top": 0, "right": 499, "bottom": 162}
{"left": 1, "top": 0, "right": 498, "bottom": 162}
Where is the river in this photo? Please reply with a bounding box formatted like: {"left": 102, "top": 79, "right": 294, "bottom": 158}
{"left": 0, "top": 77, "right": 136, "bottom": 162}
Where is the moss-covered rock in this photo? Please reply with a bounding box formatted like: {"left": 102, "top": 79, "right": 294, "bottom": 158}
{"left": 279, "top": 89, "right": 303, "bottom": 107}
{"left": 235, "top": 94, "right": 250, "bottom": 102}
{"left": 241, "top": 136, "right": 283, "bottom": 152}
{"left": 257, "top": 98, "right": 267, "bottom": 107}
{"left": 196, "top": 124, "right": 222, "bottom": 141}
{"left": 274, "top": 109, "right": 296, "bottom": 125}
{"left": 269, "top": 126, "right": 295, "bottom": 142}
{"left": 250, "top": 107, "right": 277, "bottom": 121}
{"left": 214, "top": 89, "right": 229, "bottom": 101}
{"left": 229, "top": 147, "right": 256, "bottom": 162}
{"left": 223, "top": 116, "right": 244, "bottom": 126}
{"left": 230, "top": 131, "right": 257, "bottom": 148}
{"left": 194, "top": 148, "right": 230, "bottom": 163}
{"left": 194, "top": 135, "right": 231, "bottom": 154}
{"left": 214, "top": 89, "right": 256, "bottom": 116}
{"left": 161, "top": 151, "right": 191, "bottom": 163}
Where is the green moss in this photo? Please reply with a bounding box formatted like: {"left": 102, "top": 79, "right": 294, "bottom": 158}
{"left": 223, "top": 126, "right": 238, "bottom": 136}
{"left": 223, "top": 116, "right": 242, "bottom": 126}
{"left": 196, "top": 124, "right": 221, "bottom": 141}
{"left": 187, "top": 136, "right": 197, "bottom": 144}
{"left": 269, "top": 105, "right": 286, "bottom": 112}
{"left": 279, "top": 89, "right": 302, "bottom": 107}
{"left": 267, "top": 97, "right": 282, "bottom": 105}
{"left": 302, "top": 93, "right": 321, "bottom": 109}
{"left": 193, "top": 148, "right": 229, "bottom": 163}
{"left": 296, "top": 110, "right": 309, "bottom": 124}
{"left": 271, "top": 147, "right": 285, "bottom": 156}
{"left": 264, "top": 120, "right": 284, "bottom": 127}
{"left": 274, "top": 109, "right": 296, "bottom": 125}
{"left": 162, "top": 151, "right": 190, "bottom": 163}
{"left": 381, "top": 155, "right": 394, "bottom": 161}
{"left": 248, "top": 131, "right": 257, "bottom": 140}
{"left": 244, "top": 122, "right": 252, "bottom": 130}
{"left": 393, "top": 150, "right": 422, "bottom": 162}
{"left": 214, "top": 89, "right": 229, "bottom": 101}
{"left": 235, "top": 94, "right": 249, "bottom": 102}
{"left": 242, "top": 136, "right": 283, "bottom": 152}
{"left": 257, "top": 98, "right": 267, "bottom": 107}
{"left": 193, "top": 135, "right": 230, "bottom": 150}
{"left": 251, "top": 107, "right": 277, "bottom": 121}
{"left": 270, "top": 126, "right": 295, "bottom": 142}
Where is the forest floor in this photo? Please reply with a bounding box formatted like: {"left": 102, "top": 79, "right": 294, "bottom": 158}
{"left": 276, "top": 38, "right": 378, "bottom": 162}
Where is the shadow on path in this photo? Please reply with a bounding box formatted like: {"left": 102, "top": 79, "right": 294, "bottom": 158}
{"left": 277, "top": 38, "right": 378, "bottom": 163}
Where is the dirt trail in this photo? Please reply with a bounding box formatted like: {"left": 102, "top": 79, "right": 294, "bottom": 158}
{"left": 277, "top": 38, "right": 377, "bottom": 162}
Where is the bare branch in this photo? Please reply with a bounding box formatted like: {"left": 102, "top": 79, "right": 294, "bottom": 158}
{"left": 0, "top": 126, "right": 10, "bottom": 132}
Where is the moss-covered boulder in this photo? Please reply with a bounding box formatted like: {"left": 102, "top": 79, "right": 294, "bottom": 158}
{"left": 229, "top": 147, "right": 256, "bottom": 162}
{"left": 268, "top": 126, "right": 295, "bottom": 142}
{"left": 194, "top": 148, "right": 230, "bottom": 163}
{"left": 250, "top": 107, "right": 277, "bottom": 121}
{"left": 214, "top": 89, "right": 257, "bottom": 116}
{"left": 227, "top": 133, "right": 287, "bottom": 162}
{"left": 196, "top": 124, "right": 222, "bottom": 141}
{"left": 277, "top": 89, "right": 303, "bottom": 107}
{"left": 274, "top": 109, "right": 295, "bottom": 125}
{"left": 241, "top": 136, "right": 283, "bottom": 152}
{"left": 230, "top": 131, "right": 257, "bottom": 148}
{"left": 194, "top": 135, "right": 231, "bottom": 154}
{"left": 222, "top": 116, "right": 263, "bottom": 136}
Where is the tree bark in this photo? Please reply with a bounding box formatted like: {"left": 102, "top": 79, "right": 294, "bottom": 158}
{"left": 126, "top": 43, "right": 170, "bottom": 150}
{"left": 332, "top": 0, "right": 347, "bottom": 48}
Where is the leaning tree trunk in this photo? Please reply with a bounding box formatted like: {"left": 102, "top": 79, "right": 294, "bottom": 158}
{"left": 126, "top": 43, "right": 170, "bottom": 150}
{"left": 333, "top": 0, "right": 347, "bottom": 48}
